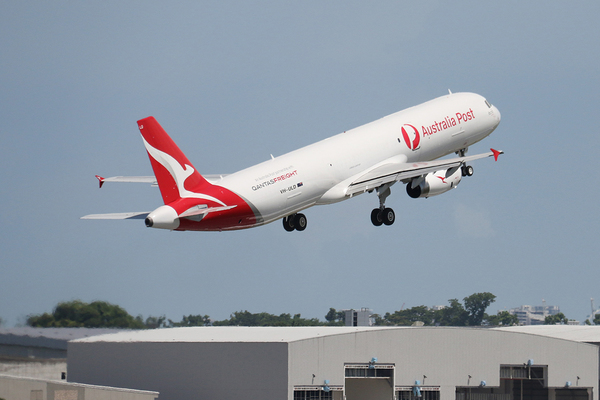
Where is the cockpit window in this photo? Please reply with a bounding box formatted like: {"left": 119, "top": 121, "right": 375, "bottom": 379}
{"left": 484, "top": 100, "right": 492, "bottom": 108}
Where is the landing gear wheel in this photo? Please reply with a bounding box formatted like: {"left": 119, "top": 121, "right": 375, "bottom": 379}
{"left": 294, "top": 213, "right": 307, "bottom": 231}
{"left": 282, "top": 215, "right": 295, "bottom": 232}
{"left": 371, "top": 208, "right": 383, "bottom": 226}
{"left": 466, "top": 165, "right": 474, "bottom": 176}
{"left": 382, "top": 208, "right": 395, "bottom": 226}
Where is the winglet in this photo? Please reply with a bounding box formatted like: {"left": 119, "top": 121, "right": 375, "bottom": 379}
{"left": 95, "top": 175, "right": 105, "bottom": 189}
{"left": 491, "top": 148, "right": 503, "bottom": 162}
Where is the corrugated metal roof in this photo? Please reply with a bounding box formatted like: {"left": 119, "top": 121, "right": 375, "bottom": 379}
{"left": 493, "top": 325, "right": 600, "bottom": 343}
{"left": 69, "top": 326, "right": 600, "bottom": 344}
{"left": 71, "top": 326, "right": 402, "bottom": 343}
{"left": 0, "top": 328, "right": 127, "bottom": 349}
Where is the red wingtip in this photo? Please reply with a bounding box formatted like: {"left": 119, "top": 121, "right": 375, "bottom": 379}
{"left": 95, "top": 175, "right": 105, "bottom": 189}
{"left": 491, "top": 148, "right": 503, "bottom": 162}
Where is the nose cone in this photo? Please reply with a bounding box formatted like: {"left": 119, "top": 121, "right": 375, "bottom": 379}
{"left": 491, "top": 105, "right": 501, "bottom": 126}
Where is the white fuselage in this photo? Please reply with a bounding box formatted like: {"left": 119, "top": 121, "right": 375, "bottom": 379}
{"left": 217, "top": 92, "right": 500, "bottom": 226}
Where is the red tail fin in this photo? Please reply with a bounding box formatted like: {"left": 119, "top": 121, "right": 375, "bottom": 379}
{"left": 137, "top": 117, "right": 210, "bottom": 205}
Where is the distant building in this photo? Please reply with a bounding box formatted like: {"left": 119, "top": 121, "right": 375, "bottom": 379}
{"left": 509, "top": 305, "right": 560, "bottom": 325}
{"left": 0, "top": 327, "right": 124, "bottom": 360}
{"left": 0, "top": 374, "right": 158, "bottom": 400}
{"left": 344, "top": 308, "right": 374, "bottom": 326}
{"left": 0, "top": 328, "right": 125, "bottom": 381}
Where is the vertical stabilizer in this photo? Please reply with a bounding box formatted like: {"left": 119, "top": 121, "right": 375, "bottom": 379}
{"left": 137, "top": 117, "right": 210, "bottom": 205}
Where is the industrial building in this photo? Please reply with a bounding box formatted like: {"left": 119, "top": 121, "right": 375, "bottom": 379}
{"left": 508, "top": 304, "right": 561, "bottom": 325}
{"left": 0, "top": 327, "right": 125, "bottom": 382}
{"left": 0, "top": 327, "right": 123, "bottom": 360}
{"left": 344, "top": 308, "right": 374, "bottom": 326}
{"left": 0, "top": 374, "right": 158, "bottom": 400}
{"left": 67, "top": 326, "right": 599, "bottom": 400}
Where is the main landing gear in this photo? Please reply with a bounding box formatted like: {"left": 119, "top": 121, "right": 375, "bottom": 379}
{"left": 282, "top": 213, "right": 307, "bottom": 232}
{"left": 371, "top": 207, "right": 395, "bottom": 226}
{"left": 461, "top": 164, "right": 474, "bottom": 177}
{"left": 456, "top": 148, "right": 474, "bottom": 177}
{"left": 370, "top": 184, "right": 395, "bottom": 227}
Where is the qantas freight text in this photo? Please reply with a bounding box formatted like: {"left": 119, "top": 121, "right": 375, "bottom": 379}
{"left": 82, "top": 92, "right": 502, "bottom": 232}
{"left": 252, "top": 170, "right": 298, "bottom": 191}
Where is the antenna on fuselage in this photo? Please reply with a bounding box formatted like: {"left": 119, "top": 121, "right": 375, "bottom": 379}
{"left": 448, "top": 89, "right": 452, "bottom": 95}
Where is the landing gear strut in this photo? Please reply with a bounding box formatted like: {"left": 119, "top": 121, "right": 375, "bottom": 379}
{"left": 282, "top": 213, "right": 307, "bottom": 232}
{"left": 370, "top": 184, "right": 395, "bottom": 227}
{"left": 457, "top": 148, "right": 473, "bottom": 177}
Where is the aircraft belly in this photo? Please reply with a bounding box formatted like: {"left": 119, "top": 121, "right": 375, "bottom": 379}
{"left": 246, "top": 181, "right": 325, "bottom": 224}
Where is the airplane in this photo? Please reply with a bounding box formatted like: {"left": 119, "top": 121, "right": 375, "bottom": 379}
{"left": 82, "top": 91, "right": 502, "bottom": 232}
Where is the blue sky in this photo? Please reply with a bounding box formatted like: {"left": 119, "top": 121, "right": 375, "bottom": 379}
{"left": 1, "top": 2, "right": 599, "bottom": 326}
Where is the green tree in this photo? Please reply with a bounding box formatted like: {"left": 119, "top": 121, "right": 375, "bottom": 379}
{"left": 27, "top": 300, "right": 145, "bottom": 329}
{"left": 384, "top": 306, "right": 435, "bottom": 326}
{"left": 371, "top": 314, "right": 386, "bottom": 325}
{"left": 142, "top": 315, "right": 167, "bottom": 329}
{"left": 169, "top": 314, "right": 211, "bottom": 327}
{"left": 485, "top": 311, "right": 519, "bottom": 326}
{"left": 324, "top": 308, "right": 345, "bottom": 326}
{"left": 434, "top": 299, "right": 469, "bottom": 326}
{"left": 213, "top": 311, "right": 320, "bottom": 326}
{"left": 544, "top": 312, "right": 568, "bottom": 325}
{"left": 463, "top": 292, "right": 496, "bottom": 326}
{"left": 594, "top": 314, "right": 600, "bottom": 325}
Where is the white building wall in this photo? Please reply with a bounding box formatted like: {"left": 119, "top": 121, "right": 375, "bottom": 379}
{"left": 288, "top": 328, "right": 598, "bottom": 400}
{"left": 68, "top": 341, "right": 288, "bottom": 400}
{"left": 0, "top": 359, "right": 66, "bottom": 381}
{"left": 0, "top": 375, "right": 158, "bottom": 400}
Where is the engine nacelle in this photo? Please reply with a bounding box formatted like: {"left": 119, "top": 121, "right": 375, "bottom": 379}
{"left": 406, "top": 167, "right": 462, "bottom": 199}
{"left": 145, "top": 205, "right": 180, "bottom": 230}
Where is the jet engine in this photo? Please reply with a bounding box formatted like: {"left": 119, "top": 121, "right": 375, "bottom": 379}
{"left": 406, "top": 167, "right": 462, "bottom": 199}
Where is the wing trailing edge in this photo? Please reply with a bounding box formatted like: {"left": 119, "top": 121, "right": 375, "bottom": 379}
{"left": 346, "top": 149, "right": 503, "bottom": 196}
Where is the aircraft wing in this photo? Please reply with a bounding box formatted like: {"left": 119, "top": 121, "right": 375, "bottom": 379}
{"left": 94, "top": 174, "right": 227, "bottom": 188}
{"left": 347, "top": 149, "right": 502, "bottom": 196}
{"left": 80, "top": 212, "right": 150, "bottom": 220}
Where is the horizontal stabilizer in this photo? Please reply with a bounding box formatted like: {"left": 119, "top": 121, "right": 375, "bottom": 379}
{"left": 96, "top": 175, "right": 156, "bottom": 188}
{"left": 95, "top": 174, "right": 228, "bottom": 188}
{"left": 80, "top": 212, "right": 150, "bottom": 220}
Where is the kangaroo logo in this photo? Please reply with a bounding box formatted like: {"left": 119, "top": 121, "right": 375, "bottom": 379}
{"left": 401, "top": 124, "right": 420, "bottom": 151}
{"left": 141, "top": 136, "right": 227, "bottom": 206}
